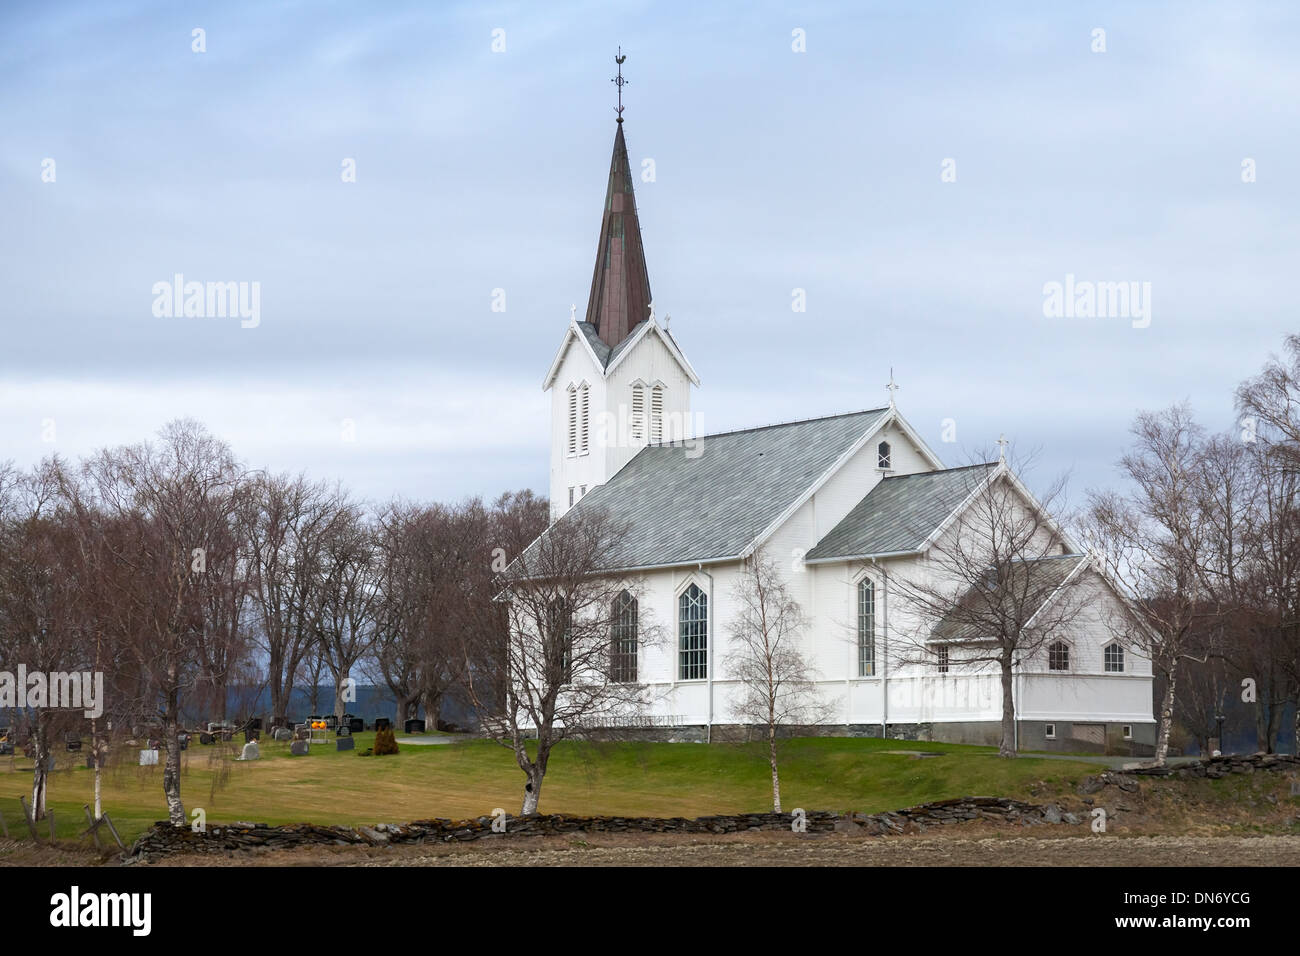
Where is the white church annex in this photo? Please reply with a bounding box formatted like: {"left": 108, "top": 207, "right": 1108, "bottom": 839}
{"left": 534, "top": 105, "right": 1156, "bottom": 756}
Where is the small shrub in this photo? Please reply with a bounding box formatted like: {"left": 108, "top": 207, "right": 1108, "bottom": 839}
{"left": 373, "top": 727, "right": 399, "bottom": 756}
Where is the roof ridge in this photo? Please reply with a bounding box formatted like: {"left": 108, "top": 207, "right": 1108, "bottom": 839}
{"left": 650, "top": 407, "right": 890, "bottom": 446}
{"left": 879, "top": 460, "right": 999, "bottom": 480}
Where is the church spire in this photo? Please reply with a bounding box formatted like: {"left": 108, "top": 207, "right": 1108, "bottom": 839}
{"left": 584, "top": 50, "right": 651, "bottom": 349}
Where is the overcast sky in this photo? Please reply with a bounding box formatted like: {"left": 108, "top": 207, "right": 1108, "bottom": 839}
{"left": 2, "top": 0, "right": 1297, "bottom": 511}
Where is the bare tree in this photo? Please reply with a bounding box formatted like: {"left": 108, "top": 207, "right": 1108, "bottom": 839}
{"left": 1086, "top": 405, "right": 1215, "bottom": 765}
{"left": 894, "top": 454, "right": 1084, "bottom": 757}
{"left": 312, "top": 498, "right": 379, "bottom": 723}
{"left": 247, "top": 473, "right": 335, "bottom": 728}
{"left": 461, "top": 501, "right": 650, "bottom": 815}
{"left": 724, "top": 545, "right": 832, "bottom": 811}
{"left": 78, "top": 420, "right": 246, "bottom": 825}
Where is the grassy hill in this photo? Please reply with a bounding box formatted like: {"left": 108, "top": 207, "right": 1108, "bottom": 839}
{"left": 0, "top": 734, "right": 1101, "bottom": 846}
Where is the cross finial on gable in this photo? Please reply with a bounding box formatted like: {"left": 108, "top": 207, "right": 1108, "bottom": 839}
{"left": 648, "top": 300, "right": 655, "bottom": 324}
{"left": 570, "top": 303, "right": 577, "bottom": 324}
{"left": 886, "top": 369, "right": 900, "bottom": 408}
{"left": 997, "top": 434, "right": 1009, "bottom": 462}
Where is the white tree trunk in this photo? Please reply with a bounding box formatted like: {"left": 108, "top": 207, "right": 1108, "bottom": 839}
{"left": 162, "top": 718, "right": 185, "bottom": 827}
{"left": 30, "top": 715, "right": 49, "bottom": 819}
{"left": 768, "top": 729, "right": 781, "bottom": 813}
{"left": 520, "top": 766, "right": 541, "bottom": 815}
{"left": 1154, "top": 661, "right": 1177, "bottom": 767}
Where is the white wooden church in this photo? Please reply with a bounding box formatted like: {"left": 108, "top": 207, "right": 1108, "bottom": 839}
{"left": 536, "top": 112, "right": 1156, "bottom": 756}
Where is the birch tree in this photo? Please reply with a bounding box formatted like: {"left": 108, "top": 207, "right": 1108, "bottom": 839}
{"left": 724, "top": 545, "right": 830, "bottom": 811}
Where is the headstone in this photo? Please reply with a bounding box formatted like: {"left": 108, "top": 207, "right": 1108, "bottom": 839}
{"left": 199, "top": 732, "right": 214, "bottom": 745}
{"left": 289, "top": 740, "right": 309, "bottom": 757}
{"left": 139, "top": 749, "right": 159, "bottom": 767}
{"left": 347, "top": 717, "right": 364, "bottom": 734}
{"left": 336, "top": 737, "right": 355, "bottom": 752}
{"left": 238, "top": 741, "right": 260, "bottom": 761}
{"left": 249, "top": 717, "right": 263, "bottom": 731}
{"left": 374, "top": 718, "right": 391, "bottom": 732}
{"left": 177, "top": 734, "right": 189, "bottom": 751}
{"left": 66, "top": 736, "right": 82, "bottom": 752}
{"left": 404, "top": 719, "right": 426, "bottom": 734}
{"left": 336, "top": 725, "right": 351, "bottom": 737}
{"left": 272, "top": 727, "right": 293, "bottom": 742}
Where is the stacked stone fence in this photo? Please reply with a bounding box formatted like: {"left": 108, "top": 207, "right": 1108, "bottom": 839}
{"left": 126, "top": 797, "right": 1068, "bottom": 861}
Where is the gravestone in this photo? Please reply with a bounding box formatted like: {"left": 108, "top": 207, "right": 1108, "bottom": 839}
{"left": 289, "top": 740, "right": 309, "bottom": 757}
{"left": 199, "top": 732, "right": 214, "bottom": 745}
{"left": 336, "top": 736, "right": 355, "bottom": 752}
{"left": 238, "top": 741, "right": 260, "bottom": 761}
{"left": 139, "top": 749, "right": 159, "bottom": 767}
{"left": 347, "top": 717, "right": 364, "bottom": 734}
{"left": 404, "top": 719, "right": 426, "bottom": 734}
{"left": 272, "top": 727, "right": 293, "bottom": 742}
{"left": 337, "top": 725, "right": 351, "bottom": 737}
{"left": 374, "top": 718, "right": 391, "bottom": 732}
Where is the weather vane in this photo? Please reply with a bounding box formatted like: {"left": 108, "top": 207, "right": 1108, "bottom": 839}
{"left": 612, "top": 47, "right": 627, "bottom": 123}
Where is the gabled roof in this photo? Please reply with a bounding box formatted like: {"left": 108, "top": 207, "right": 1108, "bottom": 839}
{"left": 542, "top": 316, "right": 701, "bottom": 390}
{"left": 805, "top": 463, "right": 999, "bottom": 563}
{"left": 526, "top": 408, "right": 891, "bottom": 571}
{"left": 930, "top": 554, "right": 1089, "bottom": 643}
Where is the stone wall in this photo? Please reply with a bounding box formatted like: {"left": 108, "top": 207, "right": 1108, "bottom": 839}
{"left": 1125, "top": 752, "right": 1299, "bottom": 779}
{"left": 126, "top": 797, "right": 1068, "bottom": 861}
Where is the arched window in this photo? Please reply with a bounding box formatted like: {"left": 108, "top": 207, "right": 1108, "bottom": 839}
{"left": 1048, "top": 641, "right": 1070, "bottom": 671}
{"left": 650, "top": 384, "right": 665, "bottom": 442}
{"left": 610, "top": 591, "right": 638, "bottom": 683}
{"left": 630, "top": 383, "right": 645, "bottom": 441}
{"left": 857, "top": 578, "right": 875, "bottom": 677}
{"left": 1104, "top": 643, "right": 1125, "bottom": 673}
{"left": 566, "top": 385, "right": 578, "bottom": 456}
{"left": 549, "top": 598, "right": 572, "bottom": 683}
{"left": 678, "top": 583, "right": 707, "bottom": 680}
{"left": 578, "top": 383, "right": 590, "bottom": 454}
{"left": 877, "top": 440, "right": 892, "bottom": 469}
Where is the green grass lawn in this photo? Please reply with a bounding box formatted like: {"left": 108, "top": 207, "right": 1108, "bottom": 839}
{"left": 0, "top": 733, "right": 1101, "bottom": 846}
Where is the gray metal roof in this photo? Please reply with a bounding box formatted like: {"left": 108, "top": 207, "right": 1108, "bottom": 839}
{"left": 932, "top": 554, "right": 1088, "bottom": 643}
{"left": 537, "top": 408, "right": 890, "bottom": 571}
{"left": 805, "top": 462, "right": 999, "bottom": 561}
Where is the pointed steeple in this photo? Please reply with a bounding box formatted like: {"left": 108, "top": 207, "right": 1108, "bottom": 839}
{"left": 584, "top": 121, "right": 652, "bottom": 349}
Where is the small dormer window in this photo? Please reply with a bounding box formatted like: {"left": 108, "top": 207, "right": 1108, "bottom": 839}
{"left": 877, "top": 440, "right": 891, "bottom": 469}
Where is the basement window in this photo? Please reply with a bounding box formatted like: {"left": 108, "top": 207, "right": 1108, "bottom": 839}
{"left": 1123, "top": 725, "right": 1133, "bottom": 740}
{"left": 1044, "top": 723, "right": 1056, "bottom": 739}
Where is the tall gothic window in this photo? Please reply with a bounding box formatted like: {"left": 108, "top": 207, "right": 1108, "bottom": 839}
{"left": 1104, "top": 643, "right": 1125, "bottom": 673}
{"left": 937, "top": 645, "right": 950, "bottom": 673}
{"left": 549, "top": 598, "right": 572, "bottom": 684}
{"left": 1048, "top": 641, "right": 1070, "bottom": 671}
{"left": 857, "top": 578, "right": 875, "bottom": 676}
{"left": 678, "top": 583, "right": 707, "bottom": 680}
{"left": 610, "top": 591, "right": 638, "bottom": 683}
{"left": 877, "top": 440, "right": 892, "bottom": 469}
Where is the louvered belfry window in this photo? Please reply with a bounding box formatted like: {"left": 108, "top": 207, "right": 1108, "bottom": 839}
{"left": 630, "top": 384, "right": 645, "bottom": 441}
{"left": 650, "top": 384, "right": 664, "bottom": 442}
{"left": 567, "top": 385, "right": 578, "bottom": 456}
{"left": 578, "top": 383, "right": 590, "bottom": 455}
